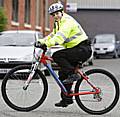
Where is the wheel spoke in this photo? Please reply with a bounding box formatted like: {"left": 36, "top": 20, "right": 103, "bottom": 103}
{"left": 1, "top": 65, "right": 48, "bottom": 111}
{"left": 75, "top": 69, "right": 119, "bottom": 115}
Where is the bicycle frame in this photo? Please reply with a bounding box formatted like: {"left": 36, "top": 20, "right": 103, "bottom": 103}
{"left": 2, "top": 47, "right": 119, "bottom": 114}
{"left": 38, "top": 50, "right": 100, "bottom": 97}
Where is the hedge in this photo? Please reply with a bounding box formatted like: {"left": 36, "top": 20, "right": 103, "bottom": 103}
{"left": 0, "top": 7, "right": 7, "bottom": 32}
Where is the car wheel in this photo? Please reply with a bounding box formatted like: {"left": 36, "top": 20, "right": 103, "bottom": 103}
{"left": 88, "top": 60, "right": 93, "bottom": 65}
{"left": 113, "top": 50, "right": 118, "bottom": 58}
{"left": 95, "top": 56, "right": 99, "bottom": 59}
{"left": 0, "top": 74, "right": 5, "bottom": 79}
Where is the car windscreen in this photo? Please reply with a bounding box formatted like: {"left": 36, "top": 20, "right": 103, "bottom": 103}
{"left": 95, "top": 35, "right": 115, "bottom": 44}
{"left": 0, "top": 33, "right": 35, "bottom": 46}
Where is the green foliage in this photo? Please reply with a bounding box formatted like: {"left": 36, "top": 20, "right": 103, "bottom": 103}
{"left": 0, "top": 7, "right": 7, "bottom": 32}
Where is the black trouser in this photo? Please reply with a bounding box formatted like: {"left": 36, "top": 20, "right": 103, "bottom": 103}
{"left": 58, "top": 70, "right": 73, "bottom": 102}
{"left": 52, "top": 40, "right": 92, "bottom": 101}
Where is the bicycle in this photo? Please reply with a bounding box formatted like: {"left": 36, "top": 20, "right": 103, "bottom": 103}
{"left": 1, "top": 46, "right": 119, "bottom": 115}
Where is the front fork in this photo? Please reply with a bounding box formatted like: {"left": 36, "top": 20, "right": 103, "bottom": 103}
{"left": 23, "top": 62, "right": 39, "bottom": 90}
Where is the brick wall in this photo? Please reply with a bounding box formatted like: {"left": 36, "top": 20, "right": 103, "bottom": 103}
{"left": 3, "top": 0, "right": 49, "bottom": 34}
{"left": 3, "top": 0, "right": 67, "bottom": 36}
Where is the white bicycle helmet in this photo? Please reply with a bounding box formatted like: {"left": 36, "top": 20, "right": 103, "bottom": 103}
{"left": 48, "top": 3, "right": 64, "bottom": 15}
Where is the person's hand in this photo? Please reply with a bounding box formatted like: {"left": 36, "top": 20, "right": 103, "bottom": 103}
{"left": 34, "top": 41, "right": 41, "bottom": 48}
{"left": 34, "top": 41, "right": 47, "bottom": 50}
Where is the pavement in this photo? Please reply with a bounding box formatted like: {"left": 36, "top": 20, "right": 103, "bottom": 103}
{"left": 0, "top": 59, "right": 120, "bottom": 117}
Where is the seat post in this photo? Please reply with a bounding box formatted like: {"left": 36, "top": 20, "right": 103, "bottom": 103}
{"left": 74, "top": 61, "right": 83, "bottom": 73}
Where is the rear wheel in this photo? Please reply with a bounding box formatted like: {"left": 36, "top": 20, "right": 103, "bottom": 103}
{"left": 75, "top": 69, "right": 119, "bottom": 115}
{"left": 1, "top": 65, "right": 48, "bottom": 112}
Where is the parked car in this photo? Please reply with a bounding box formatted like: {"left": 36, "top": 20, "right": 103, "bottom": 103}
{"left": 93, "top": 34, "right": 120, "bottom": 58}
{"left": 0, "top": 30, "right": 50, "bottom": 78}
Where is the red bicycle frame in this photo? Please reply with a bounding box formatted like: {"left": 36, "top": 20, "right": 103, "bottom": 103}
{"left": 39, "top": 50, "right": 100, "bottom": 97}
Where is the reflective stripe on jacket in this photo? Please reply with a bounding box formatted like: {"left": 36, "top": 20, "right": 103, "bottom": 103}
{"left": 39, "top": 13, "right": 88, "bottom": 48}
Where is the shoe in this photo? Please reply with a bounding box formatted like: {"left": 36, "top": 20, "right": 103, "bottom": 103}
{"left": 55, "top": 100, "right": 73, "bottom": 107}
{"left": 63, "top": 74, "right": 80, "bottom": 84}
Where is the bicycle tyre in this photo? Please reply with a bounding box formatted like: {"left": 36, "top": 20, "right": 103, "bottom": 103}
{"left": 1, "top": 65, "right": 48, "bottom": 112}
{"left": 75, "top": 69, "right": 119, "bottom": 115}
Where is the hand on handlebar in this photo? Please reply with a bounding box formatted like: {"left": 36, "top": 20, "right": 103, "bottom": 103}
{"left": 34, "top": 41, "right": 47, "bottom": 51}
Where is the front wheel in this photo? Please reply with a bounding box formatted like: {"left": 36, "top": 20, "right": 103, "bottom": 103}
{"left": 1, "top": 65, "right": 48, "bottom": 112}
{"left": 75, "top": 69, "right": 119, "bottom": 115}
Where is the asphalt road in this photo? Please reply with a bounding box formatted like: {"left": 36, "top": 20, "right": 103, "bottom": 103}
{"left": 0, "top": 58, "right": 120, "bottom": 117}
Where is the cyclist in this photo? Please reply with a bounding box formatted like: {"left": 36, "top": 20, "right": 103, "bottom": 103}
{"left": 35, "top": 2, "right": 92, "bottom": 107}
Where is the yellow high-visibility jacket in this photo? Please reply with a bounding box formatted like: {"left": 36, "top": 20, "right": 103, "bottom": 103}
{"left": 39, "top": 13, "right": 88, "bottom": 48}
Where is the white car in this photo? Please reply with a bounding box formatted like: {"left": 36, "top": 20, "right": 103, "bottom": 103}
{"left": 93, "top": 34, "right": 120, "bottom": 58}
{"left": 0, "top": 30, "right": 50, "bottom": 77}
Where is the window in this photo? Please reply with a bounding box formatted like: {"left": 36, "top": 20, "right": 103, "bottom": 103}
{"left": 24, "top": 0, "right": 30, "bottom": 24}
{"left": 35, "top": 0, "right": 41, "bottom": 26}
{"left": 12, "top": 0, "right": 18, "bottom": 22}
